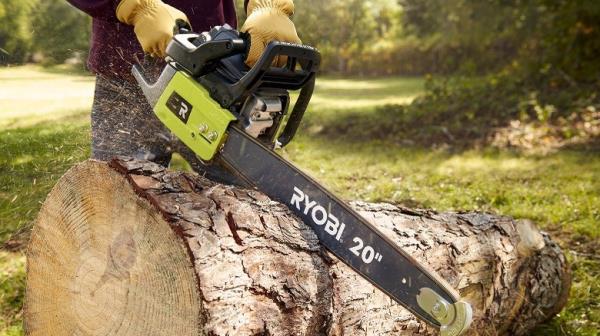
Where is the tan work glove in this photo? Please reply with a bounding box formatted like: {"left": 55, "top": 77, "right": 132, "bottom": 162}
{"left": 116, "top": 0, "right": 190, "bottom": 57}
{"left": 241, "top": 0, "right": 302, "bottom": 67}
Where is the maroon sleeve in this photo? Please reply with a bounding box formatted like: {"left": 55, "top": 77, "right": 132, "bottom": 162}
{"left": 66, "top": 0, "right": 120, "bottom": 21}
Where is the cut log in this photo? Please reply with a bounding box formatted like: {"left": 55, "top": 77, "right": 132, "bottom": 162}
{"left": 25, "top": 158, "right": 570, "bottom": 336}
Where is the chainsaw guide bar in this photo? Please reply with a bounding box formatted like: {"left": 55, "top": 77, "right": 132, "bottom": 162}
{"left": 132, "top": 23, "right": 473, "bottom": 335}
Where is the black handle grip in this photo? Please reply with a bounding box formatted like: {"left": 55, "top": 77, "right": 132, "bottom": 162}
{"left": 166, "top": 31, "right": 247, "bottom": 77}
{"left": 218, "top": 42, "right": 319, "bottom": 147}
{"left": 237, "top": 41, "right": 320, "bottom": 91}
{"left": 277, "top": 77, "right": 315, "bottom": 147}
{"left": 210, "top": 41, "right": 320, "bottom": 107}
{"left": 175, "top": 19, "right": 192, "bottom": 34}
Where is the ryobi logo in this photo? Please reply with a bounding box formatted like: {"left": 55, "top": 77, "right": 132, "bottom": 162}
{"left": 290, "top": 186, "right": 345, "bottom": 241}
{"left": 166, "top": 91, "right": 192, "bottom": 124}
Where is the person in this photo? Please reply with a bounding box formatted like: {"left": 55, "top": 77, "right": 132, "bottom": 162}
{"left": 66, "top": 0, "right": 301, "bottom": 183}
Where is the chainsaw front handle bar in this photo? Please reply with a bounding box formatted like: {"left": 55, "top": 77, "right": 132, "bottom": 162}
{"left": 224, "top": 41, "right": 320, "bottom": 147}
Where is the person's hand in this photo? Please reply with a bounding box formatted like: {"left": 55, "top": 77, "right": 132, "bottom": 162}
{"left": 241, "top": 0, "right": 301, "bottom": 67}
{"left": 116, "top": 0, "right": 190, "bottom": 57}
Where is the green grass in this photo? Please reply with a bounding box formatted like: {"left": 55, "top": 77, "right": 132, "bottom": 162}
{"left": 1, "top": 66, "right": 599, "bottom": 335}
{"left": 0, "top": 253, "right": 25, "bottom": 336}
{"left": 0, "top": 65, "right": 93, "bottom": 247}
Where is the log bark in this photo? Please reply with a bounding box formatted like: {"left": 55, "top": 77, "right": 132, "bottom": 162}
{"left": 25, "top": 158, "right": 570, "bottom": 336}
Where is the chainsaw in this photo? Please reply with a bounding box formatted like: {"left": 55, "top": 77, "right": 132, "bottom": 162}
{"left": 132, "top": 23, "right": 472, "bottom": 336}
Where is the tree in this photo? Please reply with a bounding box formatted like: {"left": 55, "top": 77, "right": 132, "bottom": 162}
{"left": 31, "top": 0, "right": 90, "bottom": 65}
{"left": 0, "top": 0, "right": 37, "bottom": 65}
{"left": 398, "top": 0, "right": 600, "bottom": 80}
{"left": 294, "top": 0, "right": 401, "bottom": 74}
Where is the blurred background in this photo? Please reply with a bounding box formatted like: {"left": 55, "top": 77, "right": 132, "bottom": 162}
{"left": 1, "top": 0, "right": 599, "bottom": 335}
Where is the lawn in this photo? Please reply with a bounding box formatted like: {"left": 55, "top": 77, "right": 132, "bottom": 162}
{"left": 1, "top": 65, "right": 599, "bottom": 335}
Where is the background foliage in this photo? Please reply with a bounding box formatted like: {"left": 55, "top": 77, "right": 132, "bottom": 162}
{"left": 30, "top": 1, "right": 91, "bottom": 65}
{"left": 2, "top": 0, "right": 599, "bottom": 79}
{"left": 0, "top": 0, "right": 90, "bottom": 65}
{"left": 0, "top": 0, "right": 37, "bottom": 65}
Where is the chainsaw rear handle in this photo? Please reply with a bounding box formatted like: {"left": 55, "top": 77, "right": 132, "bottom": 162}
{"left": 166, "top": 27, "right": 247, "bottom": 77}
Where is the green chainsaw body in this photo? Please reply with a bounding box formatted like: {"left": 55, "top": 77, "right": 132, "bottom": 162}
{"left": 154, "top": 70, "right": 236, "bottom": 161}
{"left": 133, "top": 24, "right": 319, "bottom": 160}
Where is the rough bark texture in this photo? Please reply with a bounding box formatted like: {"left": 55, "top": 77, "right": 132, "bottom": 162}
{"left": 25, "top": 158, "right": 571, "bottom": 336}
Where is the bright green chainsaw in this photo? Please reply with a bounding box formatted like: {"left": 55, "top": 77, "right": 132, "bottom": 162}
{"left": 132, "top": 24, "right": 473, "bottom": 335}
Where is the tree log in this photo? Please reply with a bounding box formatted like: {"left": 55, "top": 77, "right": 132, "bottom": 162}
{"left": 25, "top": 158, "right": 570, "bottom": 336}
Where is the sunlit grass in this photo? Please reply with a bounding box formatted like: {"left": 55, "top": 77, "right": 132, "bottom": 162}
{"left": 1, "top": 66, "right": 599, "bottom": 335}
{"left": 0, "top": 252, "right": 25, "bottom": 336}
{"left": 309, "top": 77, "right": 423, "bottom": 110}
{"left": 0, "top": 123, "right": 91, "bottom": 244}
{"left": 0, "top": 65, "right": 93, "bottom": 129}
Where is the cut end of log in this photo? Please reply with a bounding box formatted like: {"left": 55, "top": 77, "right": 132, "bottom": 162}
{"left": 25, "top": 159, "right": 571, "bottom": 336}
{"left": 25, "top": 161, "right": 201, "bottom": 335}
